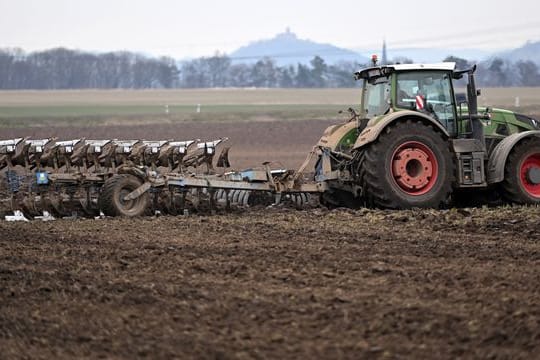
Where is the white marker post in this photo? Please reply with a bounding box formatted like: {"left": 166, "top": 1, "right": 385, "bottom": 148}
{"left": 196, "top": 104, "right": 201, "bottom": 113}
{"left": 515, "top": 97, "right": 520, "bottom": 108}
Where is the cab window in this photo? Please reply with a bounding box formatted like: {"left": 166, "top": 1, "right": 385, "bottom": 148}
{"left": 396, "top": 71, "right": 456, "bottom": 134}
{"left": 363, "top": 78, "right": 391, "bottom": 119}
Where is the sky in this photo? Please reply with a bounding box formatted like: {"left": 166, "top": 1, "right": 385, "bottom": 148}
{"left": 1, "top": 0, "right": 539, "bottom": 58}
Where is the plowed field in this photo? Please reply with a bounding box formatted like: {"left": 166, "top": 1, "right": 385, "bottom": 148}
{"left": 0, "top": 118, "right": 336, "bottom": 169}
{"left": 1, "top": 207, "right": 539, "bottom": 359}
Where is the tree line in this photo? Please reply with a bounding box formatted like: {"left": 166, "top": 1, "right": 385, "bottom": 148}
{"left": 1, "top": 47, "right": 539, "bottom": 89}
{"left": 444, "top": 56, "right": 540, "bottom": 87}
{"left": 179, "top": 53, "right": 361, "bottom": 88}
{"left": 0, "top": 48, "right": 179, "bottom": 89}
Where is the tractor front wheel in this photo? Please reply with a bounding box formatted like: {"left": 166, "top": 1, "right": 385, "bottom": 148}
{"left": 99, "top": 174, "right": 149, "bottom": 217}
{"left": 501, "top": 137, "right": 540, "bottom": 204}
{"left": 356, "top": 120, "right": 454, "bottom": 209}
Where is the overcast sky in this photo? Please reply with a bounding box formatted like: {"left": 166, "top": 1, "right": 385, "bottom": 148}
{"left": 1, "top": 0, "right": 539, "bottom": 58}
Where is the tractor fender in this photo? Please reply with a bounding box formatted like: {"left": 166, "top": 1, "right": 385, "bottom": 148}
{"left": 487, "top": 130, "right": 540, "bottom": 184}
{"left": 316, "top": 121, "right": 358, "bottom": 151}
{"left": 352, "top": 110, "right": 449, "bottom": 150}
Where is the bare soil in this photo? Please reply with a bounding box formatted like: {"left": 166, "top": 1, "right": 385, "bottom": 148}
{"left": 1, "top": 207, "right": 539, "bottom": 359}
{"left": 0, "top": 118, "right": 337, "bottom": 169}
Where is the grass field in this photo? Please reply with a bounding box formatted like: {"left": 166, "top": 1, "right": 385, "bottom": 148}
{"left": 0, "top": 89, "right": 362, "bottom": 127}
{"left": 0, "top": 88, "right": 539, "bottom": 127}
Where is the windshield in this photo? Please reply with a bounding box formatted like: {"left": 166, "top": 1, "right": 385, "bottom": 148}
{"left": 396, "top": 71, "right": 456, "bottom": 133}
{"left": 363, "top": 78, "right": 391, "bottom": 119}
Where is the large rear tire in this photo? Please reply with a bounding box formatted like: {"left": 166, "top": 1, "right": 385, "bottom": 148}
{"left": 500, "top": 137, "right": 540, "bottom": 204}
{"left": 99, "top": 174, "right": 149, "bottom": 217}
{"left": 356, "top": 120, "right": 454, "bottom": 209}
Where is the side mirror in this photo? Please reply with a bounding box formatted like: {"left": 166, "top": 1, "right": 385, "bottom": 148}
{"left": 476, "top": 89, "right": 481, "bottom": 96}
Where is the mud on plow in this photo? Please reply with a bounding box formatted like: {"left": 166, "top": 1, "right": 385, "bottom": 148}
{"left": 0, "top": 137, "right": 316, "bottom": 219}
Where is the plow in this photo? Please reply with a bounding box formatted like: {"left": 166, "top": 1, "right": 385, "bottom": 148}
{"left": 3, "top": 60, "right": 540, "bottom": 219}
{"left": 0, "top": 136, "right": 314, "bottom": 219}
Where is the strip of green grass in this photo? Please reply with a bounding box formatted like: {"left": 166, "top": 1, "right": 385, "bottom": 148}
{"left": 0, "top": 104, "right": 348, "bottom": 128}
{"left": 0, "top": 104, "right": 347, "bottom": 117}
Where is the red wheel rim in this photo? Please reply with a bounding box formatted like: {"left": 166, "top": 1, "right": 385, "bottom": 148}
{"left": 519, "top": 153, "right": 540, "bottom": 197}
{"left": 391, "top": 141, "right": 439, "bottom": 196}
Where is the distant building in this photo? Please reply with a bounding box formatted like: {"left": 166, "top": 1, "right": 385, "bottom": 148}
{"left": 382, "top": 39, "right": 388, "bottom": 65}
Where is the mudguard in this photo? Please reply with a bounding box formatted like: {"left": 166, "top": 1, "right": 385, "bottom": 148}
{"left": 487, "top": 130, "right": 540, "bottom": 184}
{"left": 352, "top": 110, "right": 450, "bottom": 150}
{"left": 317, "top": 120, "right": 358, "bottom": 151}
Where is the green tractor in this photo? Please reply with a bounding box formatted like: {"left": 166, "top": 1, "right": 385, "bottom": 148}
{"left": 316, "top": 62, "right": 540, "bottom": 208}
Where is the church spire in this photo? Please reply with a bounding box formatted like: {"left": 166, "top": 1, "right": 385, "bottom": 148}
{"left": 382, "top": 38, "right": 388, "bottom": 65}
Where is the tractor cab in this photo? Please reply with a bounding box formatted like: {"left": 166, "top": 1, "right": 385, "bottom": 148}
{"left": 356, "top": 63, "right": 463, "bottom": 137}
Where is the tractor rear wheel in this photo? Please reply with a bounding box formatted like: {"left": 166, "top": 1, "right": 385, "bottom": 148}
{"left": 356, "top": 120, "right": 453, "bottom": 209}
{"left": 99, "top": 174, "right": 149, "bottom": 217}
{"left": 501, "top": 137, "right": 540, "bottom": 204}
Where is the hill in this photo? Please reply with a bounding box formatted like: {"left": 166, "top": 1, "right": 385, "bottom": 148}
{"left": 498, "top": 40, "right": 540, "bottom": 64}
{"left": 230, "top": 28, "right": 368, "bottom": 66}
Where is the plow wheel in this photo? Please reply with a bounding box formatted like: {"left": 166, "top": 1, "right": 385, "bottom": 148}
{"left": 501, "top": 137, "right": 540, "bottom": 204}
{"left": 357, "top": 120, "right": 453, "bottom": 209}
{"left": 99, "top": 174, "right": 149, "bottom": 217}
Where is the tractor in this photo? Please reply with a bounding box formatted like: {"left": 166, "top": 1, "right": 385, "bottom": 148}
{"left": 315, "top": 61, "right": 540, "bottom": 208}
